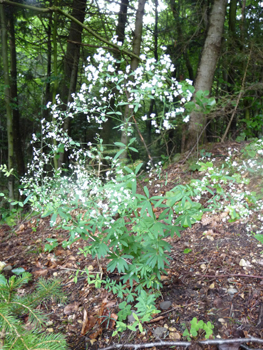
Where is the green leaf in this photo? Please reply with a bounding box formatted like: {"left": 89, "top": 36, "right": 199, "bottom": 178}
{"left": 0, "top": 274, "right": 7, "bottom": 285}
{"left": 183, "top": 248, "right": 192, "bottom": 254}
{"left": 143, "top": 186, "right": 150, "bottom": 198}
{"left": 96, "top": 242, "right": 109, "bottom": 258}
{"left": 158, "top": 208, "right": 170, "bottom": 220}
{"left": 166, "top": 188, "right": 184, "bottom": 207}
{"left": 129, "top": 147, "right": 138, "bottom": 153}
{"left": 12, "top": 267, "right": 26, "bottom": 275}
{"left": 50, "top": 212, "right": 58, "bottom": 227}
{"left": 113, "top": 148, "right": 125, "bottom": 160}
{"left": 114, "top": 141, "right": 126, "bottom": 147}
{"left": 255, "top": 234, "right": 263, "bottom": 244}
{"left": 124, "top": 166, "right": 133, "bottom": 174}
{"left": 132, "top": 179, "right": 137, "bottom": 195}
{"left": 135, "top": 162, "right": 143, "bottom": 175}
{"left": 23, "top": 192, "right": 34, "bottom": 204}
{"left": 128, "top": 137, "right": 136, "bottom": 146}
{"left": 128, "top": 323, "right": 138, "bottom": 331}
{"left": 169, "top": 225, "right": 182, "bottom": 238}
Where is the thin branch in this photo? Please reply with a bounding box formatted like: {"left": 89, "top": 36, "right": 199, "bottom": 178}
{"left": 67, "top": 39, "right": 119, "bottom": 52}
{"left": 203, "top": 273, "right": 263, "bottom": 280}
{"left": 221, "top": 47, "right": 252, "bottom": 142}
{"left": 99, "top": 338, "right": 263, "bottom": 350}
{"left": 132, "top": 115, "right": 152, "bottom": 162}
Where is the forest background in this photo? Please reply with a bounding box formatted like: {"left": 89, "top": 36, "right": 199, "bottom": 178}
{"left": 0, "top": 0, "right": 262, "bottom": 202}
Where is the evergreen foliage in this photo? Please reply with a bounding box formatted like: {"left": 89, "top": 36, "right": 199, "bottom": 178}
{"left": 0, "top": 272, "right": 68, "bottom": 350}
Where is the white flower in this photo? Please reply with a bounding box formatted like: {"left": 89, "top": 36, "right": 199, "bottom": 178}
{"left": 186, "top": 79, "right": 193, "bottom": 85}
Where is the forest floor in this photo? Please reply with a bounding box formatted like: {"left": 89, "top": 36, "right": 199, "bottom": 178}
{"left": 1, "top": 141, "right": 263, "bottom": 350}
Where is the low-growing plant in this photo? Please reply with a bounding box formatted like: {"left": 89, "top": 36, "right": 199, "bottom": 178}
{"left": 182, "top": 317, "right": 214, "bottom": 340}
{"left": 0, "top": 270, "right": 67, "bottom": 350}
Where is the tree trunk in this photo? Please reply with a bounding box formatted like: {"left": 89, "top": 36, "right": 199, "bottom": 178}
{"left": 185, "top": 0, "right": 227, "bottom": 151}
{"left": 9, "top": 11, "right": 25, "bottom": 177}
{"left": 227, "top": 0, "right": 238, "bottom": 137}
{"left": 120, "top": 0, "right": 147, "bottom": 156}
{"left": 58, "top": 0, "right": 87, "bottom": 168}
{"left": 0, "top": 4, "right": 14, "bottom": 199}
{"left": 43, "top": 9, "right": 52, "bottom": 121}
{"left": 100, "top": 0, "right": 129, "bottom": 145}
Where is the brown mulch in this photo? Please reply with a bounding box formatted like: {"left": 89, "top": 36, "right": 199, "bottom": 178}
{"left": 1, "top": 141, "right": 263, "bottom": 350}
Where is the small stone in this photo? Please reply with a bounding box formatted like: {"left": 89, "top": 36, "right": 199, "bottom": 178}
{"left": 128, "top": 311, "right": 137, "bottom": 323}
{"left": 218, "top": 318, "right": 226, "bottom": 324}
{"left": 239, "top": 259, "right": 251, "bottom": 267}
{"left": 227, "top": 288, "right": 238, "bottom": 295}
{"left": 153, "top": 327, "right": 167, "bottom": 338}
{"left": 169, "top": 332, "right": 181, "bottom": 340}
{"left": 168, "top": 327, "right": 177, "bottom": 332}
{"left": 200, "top": 263, "right": 206, "bottom": 271}
{"left": 46, "top": 328, "right": 54, "bottom": 332}
{"left": 160, "top": 301, "right": 172, "bottom": 310}
{"left": 3, "top": 264, "right": 12, "bottom": 271}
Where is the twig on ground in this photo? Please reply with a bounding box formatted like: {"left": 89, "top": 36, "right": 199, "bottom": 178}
{"left": 99, "top": 338, "right": 263, "bottom": 350}
{"left": 241, "top": 345, "right": 262, "bottom": 350}
{"left": 203, "top": 274, "right": 263, "bottom": 279}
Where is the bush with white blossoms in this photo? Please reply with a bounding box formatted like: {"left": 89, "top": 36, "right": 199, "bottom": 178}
{"left": 19, "top": 48, "right": 259, "bottom": 332}
{"left": 70, "top": 49, "right": 196, "bottom": 136}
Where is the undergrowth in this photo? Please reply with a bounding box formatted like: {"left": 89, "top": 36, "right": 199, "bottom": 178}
{"left": 1, "top": 48, "right": 263, "bottom": 335}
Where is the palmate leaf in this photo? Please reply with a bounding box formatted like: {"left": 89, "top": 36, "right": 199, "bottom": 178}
{"left": 150, "top": 222, "right": 166, "bottom": 238}
{"left": 169, "top": 225, "right": 182, "bottom": 238}
{"left": 107, "top": 254, "right": 133, "bottom": 273}
{"left": 91, "top": 240, "right": 109, "bottom": 258}
{"left": 144, "top": 252, "right": 169, "bottom": 270}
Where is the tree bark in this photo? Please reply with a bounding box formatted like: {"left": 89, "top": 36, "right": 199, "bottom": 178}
{"left": 100, "top": 0, "right": 129, "bottom": 145}
{"left": 9, "top": 11, "right": 25, "bottom": 177}
{"left": 0, "top": 4, "right": 14, "bottom": 199}
{"left": 58, "top": 0, "right": 87, "bottom": 168}
{"left": 120, "top": 0, "right": 147, "bottom": 156}
{"left": 185, "top": 0, "right": 227, "bottom": 151}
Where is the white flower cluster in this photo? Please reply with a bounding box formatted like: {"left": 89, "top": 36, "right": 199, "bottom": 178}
{"left": 58, "top": 47, "right": 194, "bottom": 136}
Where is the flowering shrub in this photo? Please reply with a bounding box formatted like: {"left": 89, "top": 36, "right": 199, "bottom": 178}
{"left": 17, "top": 48, "right": 263, "bottom": 332}
{"left": 73, "top": 49, "right": 195, "bottom": 134}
